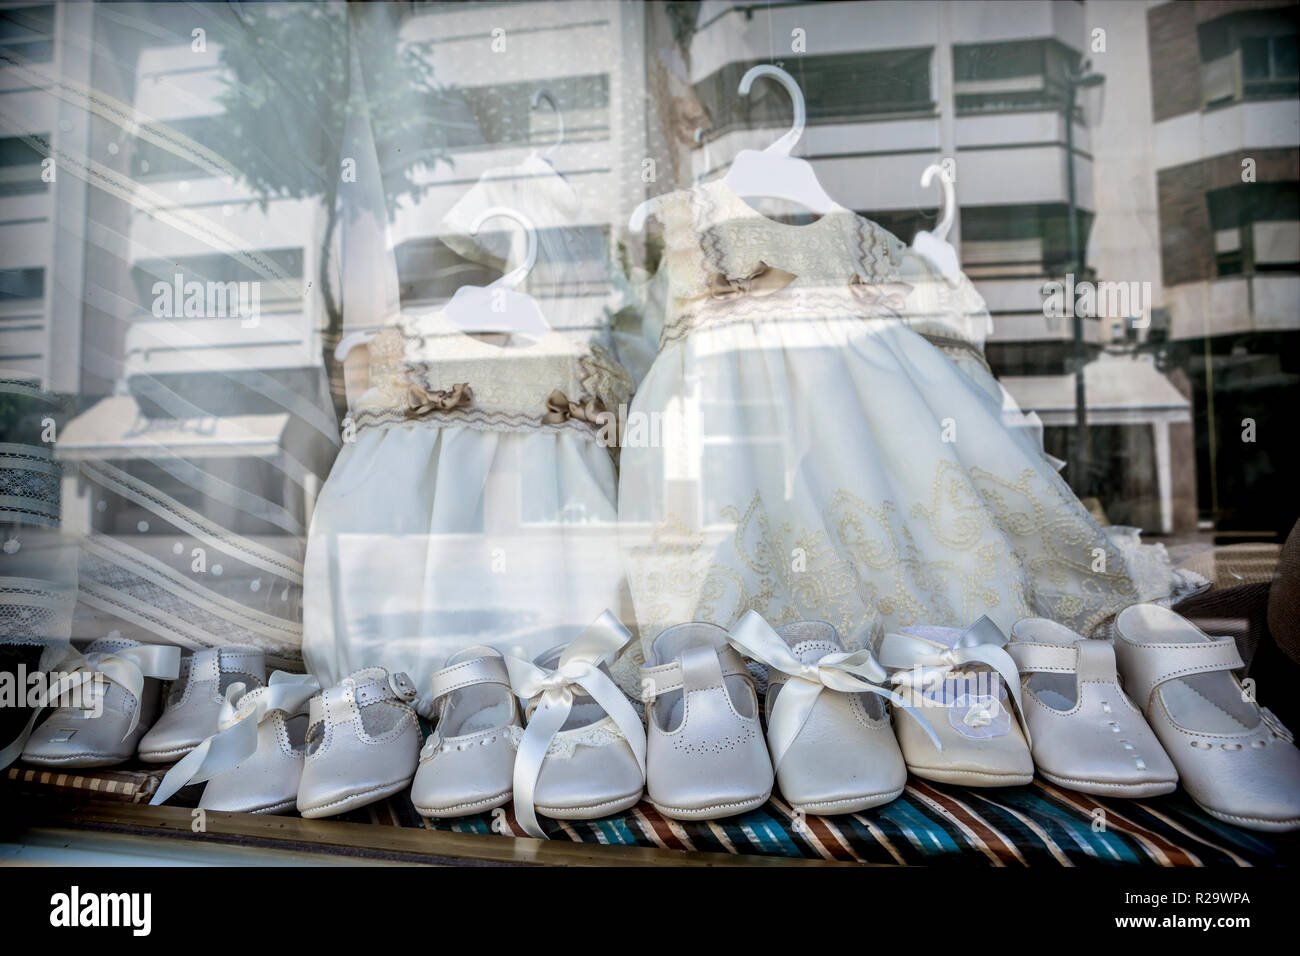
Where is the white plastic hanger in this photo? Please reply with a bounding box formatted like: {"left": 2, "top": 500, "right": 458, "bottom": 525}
{"left": 529, "top": 89, "right": 564, "bottom": 162}
{"left": 912, "top": 163, "right": 962, "bottom": 287}
{"left": 629, "top": 64, "right": 836, "bottom": 233}
{"left": 441, "top": 206, "right": 552, "bottom": 339}
{"left": 722, "top": 65, "right": 837, "bottom": 216}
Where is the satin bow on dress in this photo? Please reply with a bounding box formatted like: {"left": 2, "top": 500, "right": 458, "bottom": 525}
{"left": 541, "top": 390, "right": 612, "bottom": 428}
{"left": 406, "top": 381, "right": 473, "bottom": 418}
{"left": 708, "top": 261, "right": 797, "bottom": 301}
{"left": 848, "top": 273, "right": 913, "bottom": 316}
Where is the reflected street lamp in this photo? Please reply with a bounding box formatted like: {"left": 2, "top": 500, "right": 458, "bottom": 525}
{"left": 1063, "top": 60, "right": 1105, "bottom": 494}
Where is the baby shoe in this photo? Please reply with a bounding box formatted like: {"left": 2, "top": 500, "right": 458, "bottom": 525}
{"left": 138, "top": 645, "right": 266, "bottom": 763}
{"left": 150, "top": 672, "right": 319, "bottom": 813}
{"left": 880, "top": 616, "right": 1034, "bottom": 787}
{"left": 641, "top": 621, "right": 773, "bottom": 820}
{"left": 728, "top": 612, "right": 927, "bottom": 814}
{"left": 296, "top": 667, "right": 422, "bottom": 819}
{"left": 1008, "top": 617, "right": 1177, "bottom": 797}
{"left": 3, "top": 638, "right": 73, "bottom": 769}
{"left": 22, "top": 638, "right": 181, "bottom": 768}
{"left": 1115, "top": 603, "right": 1300, "bottom": 831}
{"left": 505, "top": 611, "right": 646, "bottom": 838}
{"left": 411, "top": 646, "right": 520, "bottom": 819}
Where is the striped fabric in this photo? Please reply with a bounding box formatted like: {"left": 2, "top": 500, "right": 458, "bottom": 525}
{"left": 402, "top": 781, "right": 1297, "bottom": 866}
{"left": 5, "top": 765, "right": 162, "bottom": 803}
{"left": 7, "top": 761, "right": 1293, "bottom": 865}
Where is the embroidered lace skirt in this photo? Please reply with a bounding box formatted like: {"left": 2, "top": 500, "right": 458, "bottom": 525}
{"left": 618, "top": 312, "right": 1145, "bottom": 661}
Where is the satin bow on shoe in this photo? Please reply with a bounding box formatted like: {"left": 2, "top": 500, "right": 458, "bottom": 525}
{"left": 504, "top": 611, "right": 646, "bottom": 840}
{"left": 150, "top": 671, "right": 319, "bottom": 806}
{"left": 47, "top": 644, "right": 181, "bottom": 740}
{"left": 877, "top": 616, "right": 1030, "bottom": 746}
{"left": 727, "top": 611, "right": 941, "bottom": 770}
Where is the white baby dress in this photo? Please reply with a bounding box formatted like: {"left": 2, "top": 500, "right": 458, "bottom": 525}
{"left": 618, "top": 179, "right": 1148, "bottom": 660}
{"left": 302, "top": 311, "right": 634, "bottom": 717}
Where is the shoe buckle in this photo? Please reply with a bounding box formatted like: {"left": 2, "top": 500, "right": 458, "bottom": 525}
{"left": 388, "top": 671, "right": 418, "bottom": 703}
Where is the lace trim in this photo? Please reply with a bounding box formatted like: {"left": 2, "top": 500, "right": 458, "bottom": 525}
{"left": 79, "top": 458, "right": 303, "bottom": 585}
{"left": 77, "top": 568, "right": 283, "bottom": 658}
{"left": 504, "top": 718, "right": 627, "bottom": 758}
{"left": 650, "top": 184, "right": 919, "bottom": 347}
{"left": 353, "top": 405, "right": 608, "bottom": 442}
{"left": 76, "top": 575, "right": 303, "bottom": 667}
{"left": 357, "top": 325, "right": 635, "bottom": 450}
{"left": 578, "top": 344, "right": 634, "bottom": 415}
{"left": 0, "top": 375, "right": 56, "bottom": 403}
{"left": 80, "top": 534, "right": 300, "bottom": 643}
{"left": 0, "top": 576, "right": 76, "bottom": 642}
{"left": 659, "top": 289, "right": 916, "bottom": 348}
{"left": 626, "top": 461, "right": 1141, "bottom": 654}
{"left": 693, "top": 182, "right": 904, "bottom": 285}
{"left": 925, "top": 335, "right": 992, "bottom": 373}
{"left": 850, "top": 213, "right": 907, "bottom": 282}
{"left": 695, "top": 183, "right": 731, "bottom": 278}
{"left": 0, "top": 443, "right": 61, "bottom": 528}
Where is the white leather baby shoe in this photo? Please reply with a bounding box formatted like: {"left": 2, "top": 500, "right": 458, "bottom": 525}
{"left": 505, "top": 611, "right": 646, "bottom": 838}
{"left": 22, "top": 638, "right": 180, "bottom": 768}
{"left": 1115, "top": 604, "right": 1300, "bottom": 832}
{"left": 411, "top": 646, "right": 520, "bottom": 819}
{"left": 727, "top": 612, "right": 922, "bottom": 814}
{"left": 880, "top": 616, "right": 1034, "bottom": 787}
{"left": 1008, "top": 618, "right": 1177, "bottom": 797}
{"left": 138, "top": 645, "right": 266, "bottom": 763}
{"left": 3, "top": 639, "right": 73, "bottom": 770}
{"left": 150, "top": 671, "right": 320, "bottom": 813}
{"left": 296, "top": 667, "right": 422, "bottom": 819}
{"left": 641, "top": 621, "right": 773, "bottom": 820}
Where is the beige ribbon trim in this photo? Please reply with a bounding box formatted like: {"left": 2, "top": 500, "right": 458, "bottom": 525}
{"left": 407, "top": 382, "right": 473, "bottom": 419}
{"left": 849, "top": 273, "right": 913, "bottom": 314}
{"left": 542, "top": 390, "right": 612, "bottom": 428}
{"left": 708, "top": 261, "right": 797, "bottom": 300}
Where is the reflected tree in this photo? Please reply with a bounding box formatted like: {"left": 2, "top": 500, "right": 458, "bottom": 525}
{"left": 203, "top": 3, "right": 450, "bottom": 416}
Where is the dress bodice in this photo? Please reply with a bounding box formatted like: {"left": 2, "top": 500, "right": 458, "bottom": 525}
{"left": 646, "top": 180, "right": 988, "bottom": 364}
{"left": 355, "top": 311, "right": 633, "bottom": 445}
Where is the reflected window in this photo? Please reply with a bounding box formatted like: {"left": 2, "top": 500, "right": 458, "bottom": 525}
{"left": 0, "top": 135, "right": 49, "bottom": 196}
{"left": 962, "top": 204, "right": 1094, "bottom": 280}
{"left": 1199, "top": 9, "right": 1300, "bottom": 106}
{"left": 695, "top": 49, "right": 934, "bottom": 135}
{"left": 1208, "top": 181, "right": 1300, "bottom": 277}
{"left": 953, "top": 39, "right": 1080, "bottom": 114}
{"left": 0, "top": 5, "right": 54, "bottom": 64}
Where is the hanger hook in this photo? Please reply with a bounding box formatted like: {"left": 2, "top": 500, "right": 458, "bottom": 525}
{"left": 470, "top": 206, "right": 538, "bottom": 289}
{"left": 921, "top": 163, "right": 956, "bottom": 241}
{"left": 530, "top": 89, "right": 564, "bottom": 157}
{"left": 738, "top": 64, "right": 805, "bottom": 156}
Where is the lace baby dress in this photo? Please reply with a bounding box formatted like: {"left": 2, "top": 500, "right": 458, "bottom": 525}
{"left": 302, "top": 312, "right": 635, "bottom": 716}
{"left": 618, "top": 179, "right": 1144, "bottom": 663}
